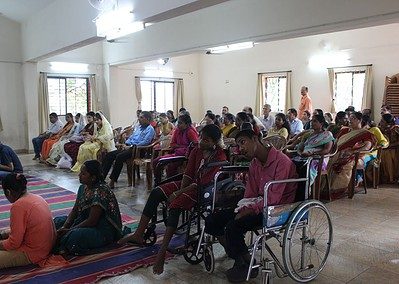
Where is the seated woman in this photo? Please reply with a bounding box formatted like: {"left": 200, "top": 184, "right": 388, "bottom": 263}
{"left": 152, "top": 114, "right": 198, "bottom": 183}
{"left": 327, "top": 111, "right": 349, "bottom": 138}
{"left": 40, "top": 113, "right": 75, "bottom": 160}
{"left": 222, "top": 113, "right": 238, "bottom": 138}
{"left": 63, "top": 111, "right": 96, "bottom": 167}
{"left": 0, "top": 174, "right": 56, "bottom": 269}
{"left": 266, "top": 113, "right": 290, "bottom": 140}
{"left": 290, "top": 114, "right": 334, "bottom": 199}
{"left": 153, "top": 113, "right": 175, "bottom": 156}
{"left": 380, "top": 114, "right": 399, "bottom": 183}
{"left": 328, "top": 112, "right": 375, "bottom": 193}
{"left": 54, "top": 160, "right": 122, "bottom": 255}
{"left": 71, "top": 112, "right": 116, "bottom": 172}
{"left": 47, "top": 113, "right": 85, "bottom": 166}
{"left": 119, "top": 124, "right": 227, "bottom": 275}
{"left": 205, "top": 122, "right": 298, "bottom": 282}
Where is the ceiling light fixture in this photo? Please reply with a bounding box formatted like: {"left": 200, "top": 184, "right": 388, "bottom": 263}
{"left": 207, "top": 41, "right": 254, "bottom": 54}
{"left": 95, "top": 8, "right": 143, "bottom": 40}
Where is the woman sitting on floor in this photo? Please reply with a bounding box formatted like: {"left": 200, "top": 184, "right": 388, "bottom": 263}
{"left": 71, "top": 112, "right": 116, "bottom": 172}
{"left": 40, "top": 113, "right": 75, "bottom": 161}
{"left": 119, "top": 124, "right": 227, "bottom": 275}
{"left": 54, "top": 160, "right": 122, "bottom": 255}
{"left": 0, "top": 174, "right": 56, "bottom": 269}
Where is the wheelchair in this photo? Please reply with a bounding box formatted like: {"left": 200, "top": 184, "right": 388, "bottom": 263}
{"left": 197, "top": 158, "right": 333, "bottom": 283}
{"left": 142, "top": 155, "right": 233, "bottom": 265}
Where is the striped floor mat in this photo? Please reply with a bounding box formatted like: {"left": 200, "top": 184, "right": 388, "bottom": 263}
{"left": 0, "top": 176, "right": 178, "bottom": 283}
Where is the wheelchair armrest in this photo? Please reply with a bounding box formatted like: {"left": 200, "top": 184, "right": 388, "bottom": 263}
{"left": 206, "top": 161, "right": 230, "bottom": 168}
{"left": 156, "top": 173, "right": 184, "bottom": 186}
{"left": 219, "top": 165, "right": 250, "bottom": 172}
{"left": 158, "top": 156, "right": 187, "bottom": 165}
{"left": 263, "top": 178, "right": 309, "bottom": 208}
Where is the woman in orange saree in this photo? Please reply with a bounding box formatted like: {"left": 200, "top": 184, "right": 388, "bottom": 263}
{"left": 40, "top": 113, "right": 75, "bottom": 160}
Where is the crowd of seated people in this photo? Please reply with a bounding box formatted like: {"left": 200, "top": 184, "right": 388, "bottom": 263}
{"left": 15, "top": 94, "right": 398, "bottom": 281}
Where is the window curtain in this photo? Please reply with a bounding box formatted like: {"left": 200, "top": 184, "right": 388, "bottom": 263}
{"left": 38, "top": 73, "right": 49, "bottom": 133}
{"left": 0, "top": 114, "right": 3, "bottom": 132}
{"left": 285, "top": 71, "right": 292, "bottom": 112}
{"left": 135, "top": 77, "right": 142, "bottom": 110}
{"left": 327, "top": 68, "right": 336, "bottom": 113}
{"left": 255, "top": 74, "right": 264, "bottom": 116}
{"left": 89, "top": 75, "right": 99, "bottom": 111}
{"left": 362, "top": 65, "right": 373, "bottom": 110}
{"left": 174, "top": 79, "right": 184, "bottom": 115}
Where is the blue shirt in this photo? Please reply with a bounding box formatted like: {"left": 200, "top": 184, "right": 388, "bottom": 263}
{"left": 125, "top": 125, "right": 155, "bottom": 146}
{"left": 0, "top": 144, "right": 23, "bottom": 173}
{"left": 290, "top": 118, "right": 304, "bottom": 135}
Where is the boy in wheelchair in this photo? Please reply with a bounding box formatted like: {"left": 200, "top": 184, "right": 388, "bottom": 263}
{"left": 205, "top": 122, "right": 298, "bottom": 283}
{"left": 118, "top": 124, "right": 227, "bottom": 275}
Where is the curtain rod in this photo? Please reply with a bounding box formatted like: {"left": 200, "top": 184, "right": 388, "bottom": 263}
{"left": 135, "top": 76, "right": 183, "bottom": 80}
{"left": 258, "top": 70, "right": 292, "bottom": 75}
{"left": 327, "top": 64, "right": 372, "bottom": 69}
{"left": 40, "top": 72, "right": 96, "bottom": 76}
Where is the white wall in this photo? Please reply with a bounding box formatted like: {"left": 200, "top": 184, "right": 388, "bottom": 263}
{"left": 198, "top": 24, "right": 399, "bottom": 118}
{"left": 0, "top": 16, "right": 26, "bottom": 150}
{"left": 107, "top": 53, "right": 201, "bottom": 128}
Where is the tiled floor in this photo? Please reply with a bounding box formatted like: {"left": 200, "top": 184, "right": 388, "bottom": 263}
{"left": 19, "top": 154, "right": 399, "bottom": 283}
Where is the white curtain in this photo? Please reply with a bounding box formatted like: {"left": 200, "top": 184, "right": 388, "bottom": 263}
{"left": 327, "top": 68, "right": 336, "bottom": 113}
{"left": 362, "top": 65, "right": 373, "bottom": 110}
{"left": 174, "top": 79, "right": 184, "bottom": 115}
{"left": 89, "top": 75, "right": 99, "bottom": 111}
{"left": 38, "top": 73, "right": 49, "bottom": 133}
{"left": 135, "top": 77, "right": 142, "bottom": 110}
{"left": 255, "top": 74, "right": 264, "bottom": 116}
{"left": 285, "top": 71, "right": 292, "bottom": 112}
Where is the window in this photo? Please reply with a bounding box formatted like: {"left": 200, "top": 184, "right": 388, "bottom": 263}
{"left": 261, "top": 73, "right": 287, "bottom": 113}
{"left": 140, "top": 79, "right": 174, "bottom": 112}
{"left": 48, "top": 77, "right": 90, "bottom": 115}
{"left": 334, "top": 69, "right": 365, "bottom": 112}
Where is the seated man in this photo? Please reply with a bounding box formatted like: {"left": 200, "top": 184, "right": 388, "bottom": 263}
{"left": 205, "top": 122, "right": 297, "bottom": 283}
{"left": 31, "top": 112, "right": 64, "bottom": 160}
{"left": 102, "top": 111, "right": 155, "bottom": 188}
{"left": 0, "top": 142, "right": 23, "bottom": 180}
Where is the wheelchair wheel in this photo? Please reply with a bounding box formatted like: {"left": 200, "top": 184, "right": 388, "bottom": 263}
{"left": 282, "top": 200, "right": 332, "bottom": 283}
{"left": 203, "top": 245, "right": 215, "bottom": 273}
{"left": 183, "top": 238, "right": 204, "bottom": 265}
{"left": 143, "top": 226, "right": 157, "bottom": 246}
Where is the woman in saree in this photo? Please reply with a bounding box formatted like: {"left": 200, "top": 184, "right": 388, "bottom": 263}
{"left": 327, "top": 111, "right": 349, "bottom": 138}
{"left": 63, "top": 111, "right": 96, "bottom": 166}
{"left": 40, "top": 113, "right": 75, "bottom": 160}
{"left": 47, "top": 113, "right": 85, "bottom": 166}
{"left": 379, "top": 114, "right": 399, "bottom": 183}
{"left": 71, "top": 112, "right": 116, "bottom": 172}
{"left": 54, "top": 160, "right": 122, "bottom": 255}
{"left": 118, "top": 124, "right": 227, "bottom": 275}
{"left": 290, "top": 114, "right": 334, "bottom": 200}
{"left": 328, "top": 112, "right": 376, "bottom": 193}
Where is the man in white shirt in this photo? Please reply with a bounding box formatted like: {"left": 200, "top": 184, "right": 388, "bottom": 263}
{"left": 287, "top": 108, "right": 303, "bottom": 136}
{"left": 242, "top": 106, "right": 264, "bottom": 131}
{"left": 32, "top": 112, "right": 64, "bottom": 160}
{"left": 259, "top": 104, "right": 275, "bottom": 132}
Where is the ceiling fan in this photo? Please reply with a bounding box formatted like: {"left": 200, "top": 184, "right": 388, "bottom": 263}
{"left": 88, "top": 0, "right": 117, "bottom": 11}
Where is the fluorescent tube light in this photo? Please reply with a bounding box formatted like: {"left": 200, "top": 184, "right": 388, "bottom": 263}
{"left": 208, "top": 41, "right": 254, "bottom": 54}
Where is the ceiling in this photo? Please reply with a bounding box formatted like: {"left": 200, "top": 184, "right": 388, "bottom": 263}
{"left": 0, "top": 0, "right": 229, "bottom": 23}
{"left": 0, "top": 0, "right": 55, "bottom": 22}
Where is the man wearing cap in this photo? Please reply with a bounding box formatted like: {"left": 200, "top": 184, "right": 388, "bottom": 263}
{"left": 205, "top": 122, "right": 297, "bottom": 282}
